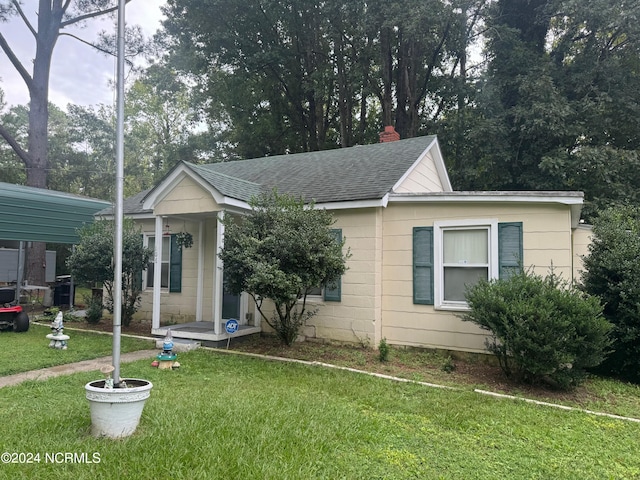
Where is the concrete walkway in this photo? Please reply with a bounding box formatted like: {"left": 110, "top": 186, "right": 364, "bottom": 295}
{"left": 0, "top": 350, "right": 157, "bottom": 389}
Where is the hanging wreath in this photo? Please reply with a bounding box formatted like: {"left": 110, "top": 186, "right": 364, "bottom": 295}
{"left": 175, "top": 231, "right": 193, "bottom": 249}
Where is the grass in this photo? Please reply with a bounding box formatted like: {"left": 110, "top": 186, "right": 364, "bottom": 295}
{"left": 0, "top": 349, "right": 639, "bottom": 479}
{"left": 0, "top": 324, "right": 154, "bottom": 376}
{"left": 231, "top": 335, "right": 640, "bottom": 420}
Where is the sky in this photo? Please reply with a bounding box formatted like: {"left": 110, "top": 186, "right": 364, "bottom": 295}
{"left": 0, "top": 0, "right": 167, "bottom": 111}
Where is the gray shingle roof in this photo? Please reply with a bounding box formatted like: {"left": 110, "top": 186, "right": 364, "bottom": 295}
{"left": 96, "top": 188, "right": 152, "bottom": 216}
{"left": 117, "top": 136, "right": 436, "bottom": 214}
{"left": 186, "top": 164, "right": 264, "bottom": 200}
{"left": 188, "top": 136, "right": 436, "bottom": 204}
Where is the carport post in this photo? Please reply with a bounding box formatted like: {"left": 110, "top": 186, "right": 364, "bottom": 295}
{"left": 16, "top": 241, "right": 25, "bottom": 298}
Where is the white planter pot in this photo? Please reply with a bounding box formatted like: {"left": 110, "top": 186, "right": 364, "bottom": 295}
{"left": 85, "top": 379, "right": 153, "bottom": 438}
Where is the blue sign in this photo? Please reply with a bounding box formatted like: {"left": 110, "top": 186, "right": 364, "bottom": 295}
{"left": 225, "top": 319, "right": 239, "bottom": 335}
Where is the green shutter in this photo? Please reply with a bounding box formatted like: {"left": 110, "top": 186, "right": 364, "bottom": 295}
{"left": 413, "top": 227, "right": 434, "bottom": 305}
{"left": 136, "top": 234, "right": 143, "bottom": 290}
{"left": 169, "top": 234, "right": 182, "bottom": 293}
{"left": 324, "top": 229, "right": 342, "bottom": 302}
{"left": 498, "top": 222, "right": 523, "bottom": 279}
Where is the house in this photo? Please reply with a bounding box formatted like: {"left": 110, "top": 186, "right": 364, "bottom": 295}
{"left": 108, "top": 131, "right": 591, "bottom": 353}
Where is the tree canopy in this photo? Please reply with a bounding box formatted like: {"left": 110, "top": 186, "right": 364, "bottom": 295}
{"left": 0, "top": 0, "right": 144, "bottom": 284}
{"left": 158, "top": 0, "right": 640, "bottom": 222}
{"left": 160, "top": 0, "right": 481, "bottom": 156}
{"left": 2, "top": 0, "right": 640, "bottom": 231}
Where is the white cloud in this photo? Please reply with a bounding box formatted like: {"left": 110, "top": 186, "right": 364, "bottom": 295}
{"left": 0, "top": 0, "right": 166, "bottom": 110}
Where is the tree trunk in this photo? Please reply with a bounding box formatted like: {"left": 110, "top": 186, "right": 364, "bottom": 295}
{"left": 23, "top": 4, "right": 56, "bottom": 286}
{"left": 380, "top": 26, "right": 394, "bottom": 128}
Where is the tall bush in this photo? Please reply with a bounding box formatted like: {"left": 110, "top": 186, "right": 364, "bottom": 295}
{"left": 67, "top": 219, "right": 152, "bottom": 326}
{"left": 581, "top": 206, "right": 640, "bottom": 382}
{"left": 462, "top": 269, "right": 611, "bottom": 389}
{"left": 219, "top": 190, "right": 350, "bottom": 346}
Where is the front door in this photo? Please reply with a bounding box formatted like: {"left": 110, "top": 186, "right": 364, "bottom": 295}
{"left": 222, "top": 269, "right": 240, "bottom": 321}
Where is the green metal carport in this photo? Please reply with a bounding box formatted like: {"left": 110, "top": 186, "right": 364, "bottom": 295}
{"left": 0, "top": 182, "right": 110, "bottom": 305}
{"left": 0, "top": 182, "right": 110, "bottom": 244}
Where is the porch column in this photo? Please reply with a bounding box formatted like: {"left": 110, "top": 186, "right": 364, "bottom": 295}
{"left": 195, "top": 220, "right": 204, "bottom": 322}
{"left": 213, "top": 211, "right": 225, "bottom": 335}
{"left": 151, "top": 215, "right": 163, "bottom": 329}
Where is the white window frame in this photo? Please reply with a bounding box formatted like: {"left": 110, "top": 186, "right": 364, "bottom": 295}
{"left": 296, "top": 286, "right": 324, "bottom": 304}
{"left": 434, "top": 219, "right": 499, "bottom": 310}
{"left": 144, "top": 234, "right": 171, "bottom": 291}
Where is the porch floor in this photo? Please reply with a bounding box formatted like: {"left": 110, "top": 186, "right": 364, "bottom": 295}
{"left": 152, "top": 321, "right": 261, "bottom": 344}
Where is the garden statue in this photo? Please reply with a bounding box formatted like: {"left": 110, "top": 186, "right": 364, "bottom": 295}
{"left": 152, "top": 329, "right": 179, "bottom": 369}
{"left": 101, "top": 365, "right": 115, "bottom": 389}
{"left": 46, "top": 311, "right": 69, "bottom": 349}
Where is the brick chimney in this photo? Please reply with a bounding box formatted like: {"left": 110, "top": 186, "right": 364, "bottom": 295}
{"left": 379, "top": 125, "right": 400, "bottom": 143}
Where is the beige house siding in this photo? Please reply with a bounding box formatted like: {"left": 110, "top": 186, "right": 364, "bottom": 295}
{"left": 154, "top": 175, "right": 220, "bottom": 216}
{"left": 380, "top": 202, "right": 576, "bottom": 353}
{"left": 300, "top": 208, "right": 382, "bottom": 344}
{"left": 572, "top": 224, "right": 593, "bottom": 283}
{"left": 394, "top": 150, "right": 445, "bottom": 193}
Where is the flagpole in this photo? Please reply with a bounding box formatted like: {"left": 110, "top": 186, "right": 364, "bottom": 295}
{"left": 112, "top": 0, "right": 126, "bottom": 385}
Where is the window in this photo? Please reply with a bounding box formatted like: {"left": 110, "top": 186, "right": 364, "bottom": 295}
{"left": 146, "top": 235, "right": 170, "bottom": 289}
{"left": 299, "top": 229, "right": 343, "bottom": 302}
{"left": 324, "top": 229, "right": 342, "bottom": 302}
{"left": 413, "top": 221, "right": 522, "bottom": 309}
{"left": 436, "top": 221, "right": 497, "bottom": 308}
{"left": 306, "top": 286, "right": 323, "bottom": 297}
{"left": 145, "top": 234, "right": 182, "bottom": 292}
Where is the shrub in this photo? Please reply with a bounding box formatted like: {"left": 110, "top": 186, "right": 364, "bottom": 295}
{"left": 67, "top": 219, "right": 152, "bottom": 327}
{"left": 219, "top": 190, "right": 349, "bottom": 346}
{"left": 462, "top": 269, "right": 612, "bottom": 389}
{"left": 581, "top": 206, "right": 640, "bottom": 382}
{"left": 441, "top": 355, "right": 456, "bottom": 373}
{"left": 378, "top": 338, "right": 390, "bottom": 362}
{"left": 83, "top": 294, "right": 104, "bottom": 324}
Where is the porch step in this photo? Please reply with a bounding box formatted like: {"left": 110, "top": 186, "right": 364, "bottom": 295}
{"left": 155, "top": 338, "right": 201, "bottom": 352}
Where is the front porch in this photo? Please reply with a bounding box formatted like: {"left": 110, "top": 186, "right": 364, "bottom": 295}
{"left": 145, "top": 207, "right": 263, "bottom": 344}
{"left": 152, "top": 321, "right": 261, "bottom": 345}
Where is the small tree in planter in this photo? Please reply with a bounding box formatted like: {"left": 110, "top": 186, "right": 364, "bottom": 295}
{"left": 67, "top": 219, "right": 152, "bottom": 326}
{"left": 219, "top": 190, "right": 350, "bottom": 345}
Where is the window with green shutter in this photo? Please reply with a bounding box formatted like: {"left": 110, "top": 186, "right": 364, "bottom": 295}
{"left": 498, "top": 222, "right": 523, "bottom": 280}
{"left": 144, "top": 234, "right": 182, "bottom": 292}
{"left": 413, "top": 227, "right": 434, "bottom": 305}
{"left": 413, "top": 221, "right": 523, "bottom": 308}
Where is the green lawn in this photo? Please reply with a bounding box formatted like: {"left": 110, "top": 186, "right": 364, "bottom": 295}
{"left": 0, "top": 324, "right": 154, "bottom": 376}
{"left": 1, "top": 349, "right": 639, "bottom": 479}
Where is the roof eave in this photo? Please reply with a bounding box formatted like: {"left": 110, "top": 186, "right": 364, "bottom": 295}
{"left": 389, "top": 191, "right": 585, "bottom": 228}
